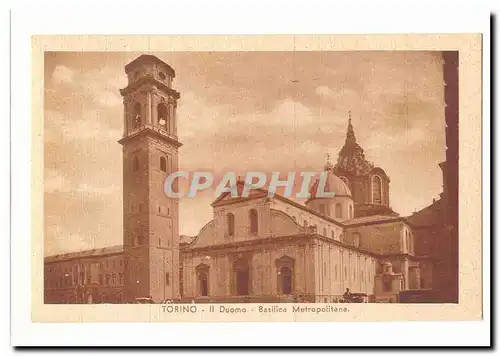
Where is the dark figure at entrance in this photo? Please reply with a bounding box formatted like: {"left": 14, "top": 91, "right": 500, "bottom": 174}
{"left": 343, "top": 288, "right": 352, "bottom": 302}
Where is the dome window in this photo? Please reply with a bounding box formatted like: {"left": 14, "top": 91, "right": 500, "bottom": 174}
{"left": 371, "top": 175, "right": 382, "bottom": 205}
{"left": 335, "top": 203, "right": 342, "bottom": 219}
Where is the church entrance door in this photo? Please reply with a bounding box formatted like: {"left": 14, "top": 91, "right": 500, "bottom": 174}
{"left": 233, "top": 258, "right": 250, "bottom": 296}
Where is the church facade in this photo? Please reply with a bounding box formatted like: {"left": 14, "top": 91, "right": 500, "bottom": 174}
{"left": 44, "top": 54, "right": 448, "bottom": 304}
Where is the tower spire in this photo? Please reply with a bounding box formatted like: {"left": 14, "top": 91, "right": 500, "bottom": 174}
{"left": 345, "top": 110, "right": 356, "bottom": 145}
{"left": 324, "top": 152, "right": 333, "bottom": 171}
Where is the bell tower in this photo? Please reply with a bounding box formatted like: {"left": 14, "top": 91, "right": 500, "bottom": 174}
{"left": 118, "top": 55, "right": 181, "bottom": 302}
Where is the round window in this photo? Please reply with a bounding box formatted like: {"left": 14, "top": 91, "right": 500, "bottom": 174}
{"left": 158, "top": 71, "right": 166, "bottom": 80}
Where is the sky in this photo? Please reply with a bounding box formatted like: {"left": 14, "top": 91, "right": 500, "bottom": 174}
{"left": 44, "top": 51, "right": 446, "bottom": 256}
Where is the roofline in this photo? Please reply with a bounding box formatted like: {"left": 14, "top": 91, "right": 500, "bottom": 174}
{"left": 124, "top": 55, "right": 176, "bottom": 78}
{"left": 210, "top": 181, "right": 269, "bottom": 206}
{"left": 272, "top": 194, "right": 345, "bottom": 228}
{"left": 120, "top": 76, "right": 181, "bottom": 99}
{"left": 305, "top": 194, "right": 351, "bottom": 204}
{"left": 117, "top": 126, "right": 183, "bottom": 148}
{"left": 181, "top": 232, "right": 381, "bottom": 258}
{"left": 210, "top": 187, "right": 406, "bottom": 230}
{"left": 344, "top": 216, "right": 408, "bottom": 228}
{"left": 44, "top": 247, "right": 124, "bottom": 263}
{"left": 211, "top": 192, "right": 268, "bottom": 207}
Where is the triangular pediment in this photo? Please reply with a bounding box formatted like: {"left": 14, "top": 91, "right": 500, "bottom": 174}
{"left": 211, "top": 181, "right": 269, "bottom": 207}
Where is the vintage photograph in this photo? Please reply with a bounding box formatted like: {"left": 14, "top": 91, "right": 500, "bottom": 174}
{"left": 43, "top": 50, "right": 459, "bottom": 306}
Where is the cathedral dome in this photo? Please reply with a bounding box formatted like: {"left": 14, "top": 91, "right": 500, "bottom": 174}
{"left": 308, "top": 170, "right": 352, "bottom": 200}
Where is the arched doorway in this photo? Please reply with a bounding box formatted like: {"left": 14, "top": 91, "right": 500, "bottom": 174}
{"left": 198, "top": 271, "right": 209, "bottom": 296}
{"left": 233, "top": 258, "right": 250, "bottom": 296}
{"left": 279, "top": 266, "right": 293, "bottom": 295}
{"left": 276, "top": 256, "right": 295, "bottom": 295}
{"left": 196, "top": 264, "right": 210, "bottom": 297}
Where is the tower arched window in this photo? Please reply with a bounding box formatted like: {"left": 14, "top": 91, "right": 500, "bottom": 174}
{"left": 372, "top": 175, "right": 382, "bottom": 205}
{"left": 157, "top": 103, "right": 169, "bottom": 131}
{"left": 160, "top": 156, "right": 167, "bottom": 172}
{"left": 133, "top": 102, "right": 142, "bottom": 129}
{"left": 249, "top": 209, "right": 258, "bottom": 235}
{"left": 227, "top": 213, "right": 235, "bottom": 237}
{"left": 133, "top": 156, "right": 139, "bottom": 172}
{"left": 349, "top": 204, "right": 353, "bottom": 219}
{"left": 335, "top": 203, "right": 342, "bottom": 219}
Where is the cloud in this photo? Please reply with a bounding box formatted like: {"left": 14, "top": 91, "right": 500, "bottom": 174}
{"left": 44, "top": 168, "right": 72, "bottom": 193}
{"left": 51, "top": 65, "right": 75, "bottom": 84}
{"left": 97, "top": 91, "right": 123, "bottom": 107}
{"left": 75, "top": 183, "right": 120, "bottom": 195}
{"left": 315, "top": 86, "right": 335, "bottom": 97}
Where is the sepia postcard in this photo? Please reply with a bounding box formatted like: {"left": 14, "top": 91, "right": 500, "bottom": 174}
{"left": 27, "top": 34, "right": 483, "bottom": 327}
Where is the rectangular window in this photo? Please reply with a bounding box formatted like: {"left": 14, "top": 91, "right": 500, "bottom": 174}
{"left": 165, "top": 272, "right": 170, "bottom": 286}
